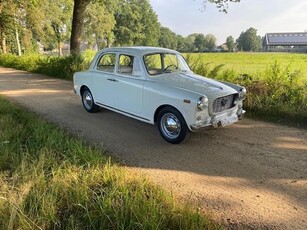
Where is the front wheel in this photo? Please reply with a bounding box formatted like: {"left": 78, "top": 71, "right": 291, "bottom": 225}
{"left": 81, "top": 88, "right": 99, "bottom": 113}
{"left": 157, "top": 107, "right": 188, "bottom": 144}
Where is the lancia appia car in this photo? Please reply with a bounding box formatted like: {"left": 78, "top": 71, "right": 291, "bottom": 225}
{"left": 73, "top": 47, "right": 246, "bottom": 144}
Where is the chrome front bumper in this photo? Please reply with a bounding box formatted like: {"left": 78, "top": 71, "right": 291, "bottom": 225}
{"left": 190, "top": 109, "right": 246, "bottom": 131}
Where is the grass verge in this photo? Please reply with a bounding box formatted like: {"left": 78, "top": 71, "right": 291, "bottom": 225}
{"left": 0, "top": 96, "right": 221, "bottom": 229}
{"left": 0, "top": 51, "right": 95, "bottom": 80}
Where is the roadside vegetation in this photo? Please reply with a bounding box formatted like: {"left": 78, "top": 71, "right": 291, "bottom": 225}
{"left": 0, "top": 96, "right": 221, "bottom": 229}
{"left": 0, "top": 51, "right": 94, "bottom": 80}
{"left": 0, "top": 52, "right": 306, "bottom": 126}
{"left": 186, "top": 53, "right": 307, "bottom": 126}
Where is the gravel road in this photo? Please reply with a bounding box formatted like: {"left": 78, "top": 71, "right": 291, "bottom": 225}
{"left": 0, "top": 67, "right": 306, "bottom": 229}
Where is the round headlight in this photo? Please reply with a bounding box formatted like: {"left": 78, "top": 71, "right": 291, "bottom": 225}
{"left": 239, "top": 87, "right": 247, "bottom": 100}
{"left": 197, "top": 96, "right": 208, "bottom": 110}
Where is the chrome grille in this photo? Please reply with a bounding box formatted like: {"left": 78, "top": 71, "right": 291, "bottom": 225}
{"left": 213, "top": 94, "right": 236, "bottom": 113}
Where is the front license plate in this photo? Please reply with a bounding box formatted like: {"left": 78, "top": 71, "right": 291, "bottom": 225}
{"left": 220, "top": 115, "right": 238, "bottom": 127}
{"left": 213, "top": 114, "right": 238, "bottom": 127}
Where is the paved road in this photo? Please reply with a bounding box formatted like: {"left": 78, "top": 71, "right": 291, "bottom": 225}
{"left": 0, "top": 67, "right": 306, "bottom": 229}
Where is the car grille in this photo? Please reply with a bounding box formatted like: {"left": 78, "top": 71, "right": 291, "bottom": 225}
{"left": 213, "top": 94, "right": 236, "bottom": 113}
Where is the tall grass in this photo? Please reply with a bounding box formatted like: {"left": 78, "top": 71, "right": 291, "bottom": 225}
{"left": 0, "top": 96, "right": 221, "bottom": 229}
{"left": 0, "top": 50, "right": 95, "bottom": 80}
{"left": 186, "top": 54, "right": 307, "bottom": 126}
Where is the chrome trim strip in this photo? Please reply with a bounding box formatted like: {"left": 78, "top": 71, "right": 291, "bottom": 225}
{"left": 96, "top": 102, "right": 150, "bottom": 122}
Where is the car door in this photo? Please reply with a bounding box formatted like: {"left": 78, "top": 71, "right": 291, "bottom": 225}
{"left": 91, "top": 52, "right": 117, "bottom": 107}
{"left": 112, "top": 54, "right": 144, "bottom": 114}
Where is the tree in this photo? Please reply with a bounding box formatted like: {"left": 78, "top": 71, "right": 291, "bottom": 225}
{"left": 18, "top": 0, "right": 48, "bottom": 53}
{"left": 202, "top": 0, "right": 241, "bottom": 13}
{"left": 68, "top": 0, "right": 241, "bottom": 54}
{"left": 0, "top": 0, "right": 43, "bottom": 55}
{"left": 0, "top": 0, "right": 15, "bottom": 54}
{"left": 83, "top": 1, "right": 115, "bottom": 49}
{"left": 70, "top": 0, "right": 91, "bottom": 53}
{"left": 42, "top": 0, "right": 73, "bottom": 55}
{"left": 176, "top": 35, "right": 186, "bottom": 52}
{"left": 183, "top": 34, "right": 198, "bottom": 52}
{"left": 158, "top": 27, "right": 178, "bottom": 50}
{"left": 237, "top": 27, "right": 262, "bottom": 52}
{"left": 226, "top": 35, "right": 235, "bottom": 52}
{"left": 114, "top": 0, "right": 160, "bottom": 46}
{"left": 138, "top": 0, "right": 160, "bottom": 46}
{"left": 194, "top": 33, "right": 206, "bottom": 52}
{"left": 204, "top": 34, "right": 217, "bottom": 51}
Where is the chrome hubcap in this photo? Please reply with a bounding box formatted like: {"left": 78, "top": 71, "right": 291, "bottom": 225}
{"left": 83, "top": 91, "right": 93, "bottom": 110}
{"left": 161, "top": 113, "right": 181, "bottom": 139}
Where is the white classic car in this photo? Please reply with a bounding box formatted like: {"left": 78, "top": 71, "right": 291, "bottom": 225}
{"left": 73, "top": 47, "right": 246, "bottom": 144}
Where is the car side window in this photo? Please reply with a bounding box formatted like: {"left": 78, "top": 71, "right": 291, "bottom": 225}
{"left": 164, "top": 54, "right": 178, "bottom": 68}
{"left": 118, "top": 54, "right": 134, "bottom": 75}
{"left": 144, "top": 54, "right": 162, "bottom": 75}
{"left": 97, "top": 53, "right": 116, "bottom": 72}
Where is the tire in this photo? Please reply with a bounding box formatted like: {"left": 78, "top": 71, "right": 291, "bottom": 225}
{"left": 157, "top": 106, "right": 188, "bottom": 144}
{"left": 81, "top": 87, "right": 99, "bottom": 113}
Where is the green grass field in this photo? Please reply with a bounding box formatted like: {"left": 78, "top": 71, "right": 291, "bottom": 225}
{"left": 185, "top": 52, "right": 307, "bottom": 78}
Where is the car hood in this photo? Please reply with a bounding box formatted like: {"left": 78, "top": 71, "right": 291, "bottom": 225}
{"left": 149, "top": 71, "right": 238, "bottom": 96}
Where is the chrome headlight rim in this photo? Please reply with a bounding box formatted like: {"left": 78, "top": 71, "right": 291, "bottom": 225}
{"left": 197, "top": 96, "right": 209, "bottom": 111}
{"left": 239, "top": 87, "right": 247, "bottom": 100}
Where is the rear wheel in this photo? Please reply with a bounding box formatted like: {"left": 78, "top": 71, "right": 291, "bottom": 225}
{"left": 81, "top": 88, "right": 99, "bottom": 113}
{"left": 157, "top": 106, "right": 188, "bottom": 144}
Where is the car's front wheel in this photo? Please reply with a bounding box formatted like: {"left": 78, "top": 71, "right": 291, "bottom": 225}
{"left": 81, "top": 87, "right": 99, "bottom": 113}
{"left": 157, "top": 106, "right": 188, "bottom": 144}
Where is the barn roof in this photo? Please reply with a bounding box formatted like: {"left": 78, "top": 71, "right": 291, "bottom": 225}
{"left": 264, "top": 32, "right": 307, "bottom": 46}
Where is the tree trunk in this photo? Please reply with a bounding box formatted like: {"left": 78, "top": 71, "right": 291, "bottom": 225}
{"left": 106, "top": 36, "right": 111, "bottom": 48}
{"left": 15, "top": 26, "right": 21, "bottom": 56}
{"left": 58, "top": 41, "right": 62, "bottom": 56}
{"left": 1, "top": 30, "right": 7, "bottom": 54}
{"left": 94, "top": 33, "right": 101, "bottom": 50}
{"left": 70, "top": 0, "right": 91, "bottom": 54}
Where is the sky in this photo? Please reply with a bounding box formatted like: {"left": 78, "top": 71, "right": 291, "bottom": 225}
{"left": 149, "top": 0, "right": 307, "bottom": 45}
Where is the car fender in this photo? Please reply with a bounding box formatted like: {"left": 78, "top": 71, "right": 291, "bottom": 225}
{"left": 73, "top": 71, "right": 93, "bottom": 96}
{"left": 142, "top": 81, "right": 201, "bottom": 128}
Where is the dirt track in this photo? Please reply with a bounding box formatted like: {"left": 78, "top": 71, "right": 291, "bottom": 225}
{"left": 0, "top": 67, "right": 306, "bottom": 229}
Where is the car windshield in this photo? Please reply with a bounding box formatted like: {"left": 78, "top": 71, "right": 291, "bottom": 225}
{"left": 144, "top": 53, "right": 191, "bottom": 76}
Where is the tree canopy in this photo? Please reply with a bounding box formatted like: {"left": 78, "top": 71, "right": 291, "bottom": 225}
{"left": 83, "top": 1, "right": 115, "bottom": 49}
{"left": 202, "top": 0, "right": 241, "bottom": 13}
{"left": 158, "top": 27, "right": 178, "bottom": 50}
{"left": 226, "top": 36, "right": 235, "bottom": 52}
{"left": 0, "top": 0, "right": 246, "bottom": 55}
{"left": 113, "top": 0, "right": 160, "bottom": 46}
{"left": 68, "top": 0, "right": 240, "bottom": 52}
{"left": 237, "top": 27, "right": 262, "bottom": 52}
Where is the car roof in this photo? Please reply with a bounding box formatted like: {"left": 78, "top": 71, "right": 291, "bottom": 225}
{"left": 98, "top": 46, "right": 180, "bottom": 56}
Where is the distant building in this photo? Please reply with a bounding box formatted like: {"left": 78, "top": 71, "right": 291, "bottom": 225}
{"left": 263, "top": 32, "right": 307, "bottom": 53}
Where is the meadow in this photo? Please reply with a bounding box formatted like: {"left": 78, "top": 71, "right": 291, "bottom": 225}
{"left": 185, "top": 52, "right": 307, "bottom": 77}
